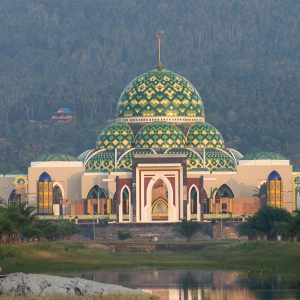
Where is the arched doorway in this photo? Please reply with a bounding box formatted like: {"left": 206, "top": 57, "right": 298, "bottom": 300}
{"left": 87, "top": 185, "right": 108, "bottom": 215}
{"left": 8, "top": 189, "right": 21, "bottom": 206}
{"left": 122, "top": 187, "right": 130, "bottom": 221}
{"left": 215, "top": 184, "right": 234, "bottom": 214}
{"left": 151, "top": 179, "right": 168, "bottom": 221}
{"left": 53, "top": 185, "right": 62, "bottom": 204}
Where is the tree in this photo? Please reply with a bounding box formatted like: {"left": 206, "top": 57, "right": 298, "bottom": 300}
{"left": 237, "top": 214, "right": 262, "bottom": 240}
{"left": 237, "top": 206, "right": 291, "bottom": 241}
{"left": 173, "top": 219, "right": 203, "bottom": 242}
{"left": 276, "top": 210, "right": 300, "bottom": 241}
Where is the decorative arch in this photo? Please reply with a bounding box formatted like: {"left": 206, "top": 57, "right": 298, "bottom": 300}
{"left": 87, "top": 185, "right": 109, "bottom": 199}
{"left": 53, "top": 181, "right": 64, "bottom": 202}
{"left": 189, "top": 184, "right": 199, "bottom": 215}
{"left": 120, "top": 185, "right": 131, "bottom": 221}
{"left": 219, "top": 184, "right": 234, "bottom": 198}
{"left": 145, "top": 173, "right": 174, "bottom": 222}
{"left": 87, "top": 185, "right": 108, "bottom": 215}
{"left": 214, "top": 184, "right": 234, "bottom": 214}
{"left": 8, "top": 189, "right": 21, "bottom": 206}
{"left": 152, "top": 197, "right": 168, "bottom": 215}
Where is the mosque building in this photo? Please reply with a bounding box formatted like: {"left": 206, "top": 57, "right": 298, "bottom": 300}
{"left": 0, "top": 32, "right": 298, "bottom": 221}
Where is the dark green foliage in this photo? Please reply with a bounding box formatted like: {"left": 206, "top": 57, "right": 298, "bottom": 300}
{"left": 276, "top": 210, "right": 300, "bottom": 241}
{"left": 0, "top": 203, "right": 81, "bottom": 243}
{"left": 173, "top": 219, "right": 203, "bottom": 242}
{"left": 0, "top": 202, "right": 38, "bottom": 243}
{"left": 238, "top": 206, "right": 291, "bottom": 240}
{"left": 115, "top": 229, "right": 132, "bottom": 241}
{"left": 0, "top": 0, "right": 300, "bottom": 173}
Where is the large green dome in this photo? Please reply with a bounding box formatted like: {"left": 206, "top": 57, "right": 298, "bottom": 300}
{"left": 115, "top": 67, "right": 205, "bottom": 123}
{"left": 134, "top": 122, "right": 186, "bottom": 149}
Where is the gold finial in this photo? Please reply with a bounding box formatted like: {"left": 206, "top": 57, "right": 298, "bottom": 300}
{"left": 156, "top": 31, "right": 164, "bottom": 68}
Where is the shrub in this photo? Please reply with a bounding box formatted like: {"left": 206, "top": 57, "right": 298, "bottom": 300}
{"left": 115, "top": 230, "right": 132, "bottom": 241}
{"left": 173, "top": 219, "right": 203, "bottom": 242}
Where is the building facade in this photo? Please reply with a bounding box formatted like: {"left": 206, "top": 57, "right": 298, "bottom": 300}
{"left": 0, "top": 40, "right": 297, "bottom": 221}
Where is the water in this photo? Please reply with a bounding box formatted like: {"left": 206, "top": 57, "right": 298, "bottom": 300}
{"left": 68, "top": 268, "right": 300, "bottom": 300}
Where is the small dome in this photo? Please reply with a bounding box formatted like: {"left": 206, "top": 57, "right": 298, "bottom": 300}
{"left": 115, "top": 67, "right": 205, "bottom": 122}
{"left": 134, "top": 122, "right": 185, "bottom": 149}
{"left": 38, "top": 172, "right": 52, "bottom": 182}
{"left": 85, "top": 150, "right": 115, "bottom": 173}
{"left": 205, "top": 149, "right": 236, "bottom": 172}
{"left": 33, "top": 153, "right": 79, "bottom": 162}
{"left": 96, "top": 123, "right": 133, "bottom": 149}
{"left": 268, "top": 170, "right": 282, "bottom": 181}
{"left": 186, "top": 122, "right": 225, "bottom": 149}
{"left": 240, "top": 152, "right": 288, "bottom": 161}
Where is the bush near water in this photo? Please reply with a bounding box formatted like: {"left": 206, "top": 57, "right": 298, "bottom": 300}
{"left": 0, "top": 201, "right": 81, "bottom": 244}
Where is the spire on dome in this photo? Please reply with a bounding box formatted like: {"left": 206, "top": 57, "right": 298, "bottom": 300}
{"left": 156, "top": 31, "right": 164, "bottom": 68}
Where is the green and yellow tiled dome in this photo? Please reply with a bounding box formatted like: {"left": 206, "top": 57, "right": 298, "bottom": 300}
{"left": 134, "top": 122, "right": 185, "bottom": 149}
{"left": 85, "top": 149, "right": 115, "bottom": 173}
{"left": 186, "top": 122, "right": 225, "bottom": 149}
{"left": 165, "top": 148, "right": 206, "bottom": 171}
{"left": 205, "top": 149, "right": 236, "bottom": 172}
{"left": 117, "top": 148, "right": 156, "bottom": 171}
{"left": 116, "top": 67, "right": 205, "bottom": 120}
{"left": 96, "top": 122, "right": 133, "bottom": 149}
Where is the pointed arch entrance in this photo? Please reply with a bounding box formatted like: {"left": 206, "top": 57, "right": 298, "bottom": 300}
{"left": 215, "top": 184, "right": 234, "bottom": 214}
{"left": 53, "top": 185, "right": 62, "bottom": 205}
{"left": 87, "top": 185, "right": 108, "bottom": 215}
{"left": 8, "top": 189, "right": 21, "bottom": 206}
{"left": 151, "top": 179, "right": 168, "bottom": 221}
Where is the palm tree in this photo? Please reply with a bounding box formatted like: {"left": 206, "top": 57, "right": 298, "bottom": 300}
{"left": 173, "top": 219, "right": 203, "bottom": 242}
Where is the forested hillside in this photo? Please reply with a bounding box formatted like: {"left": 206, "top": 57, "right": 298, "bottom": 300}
{"left": 1, "top": 0, "right": 300, "bottom": 174}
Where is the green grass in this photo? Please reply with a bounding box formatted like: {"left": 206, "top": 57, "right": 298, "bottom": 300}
{"left": 0, "top": 240, "right": 300, "bottom": 276}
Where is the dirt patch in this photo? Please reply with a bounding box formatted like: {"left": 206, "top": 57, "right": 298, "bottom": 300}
{"left": 84, "top": 243, "right": 115, "bottom": 252}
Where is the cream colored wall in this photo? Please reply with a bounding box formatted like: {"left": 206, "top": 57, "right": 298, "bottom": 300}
{"left": 28, "top": 166, "right": 85, "bottom": 207}
{"left": 237, "top": 164, "right": 293, "bottom": 211}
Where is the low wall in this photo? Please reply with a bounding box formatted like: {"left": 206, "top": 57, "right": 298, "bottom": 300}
{"left": 71, "top": 221, "right": 242, "bottom": 241}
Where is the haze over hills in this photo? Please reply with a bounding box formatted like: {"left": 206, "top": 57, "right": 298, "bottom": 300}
{"left": 0, "top": 0, "right": 300, "bottom": 174}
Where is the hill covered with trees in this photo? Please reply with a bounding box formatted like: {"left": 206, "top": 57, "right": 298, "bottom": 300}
{"left": 0, "top": 0, "right": 300, "bottom": 174}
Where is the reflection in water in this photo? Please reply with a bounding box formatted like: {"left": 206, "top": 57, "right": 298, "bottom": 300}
{"left": 66, "top": 268, "right": 300, "bottom": 300}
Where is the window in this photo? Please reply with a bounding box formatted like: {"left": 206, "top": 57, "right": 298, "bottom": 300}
{"left": 222, "top": 203, "right": 227, "bottom": 214}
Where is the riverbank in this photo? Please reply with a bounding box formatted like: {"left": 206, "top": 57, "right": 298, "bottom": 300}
{"left": 0, "top": 241, "right": 299, "bottom": 276}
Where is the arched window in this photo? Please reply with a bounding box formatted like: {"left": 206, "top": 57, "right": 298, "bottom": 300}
{"left": 122, "top": 187, "right": 129, "bottom": 216}
{"left": 53, "top": 185, "right": 62, "bottom": 204}
{"left": 8, "top": 189, "right": 21, "bottom": 206}
{"left": 190, "top": 187, "right": 197, "bottom": 214}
